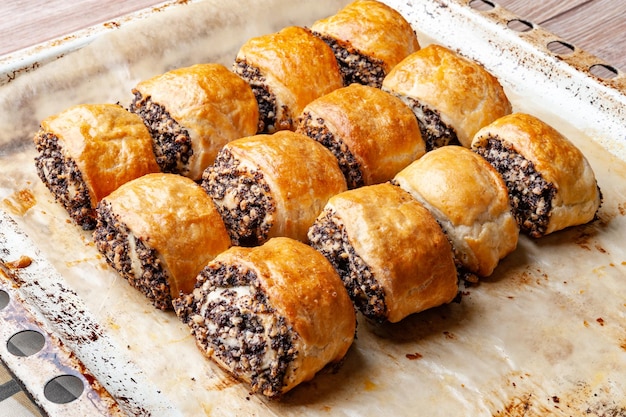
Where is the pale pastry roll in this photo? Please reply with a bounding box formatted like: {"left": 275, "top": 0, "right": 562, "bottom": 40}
{"left": 308, "top": 183, "right": 458, "bottom": 323}
{"left": 93, "top": 173, "right": 231, "bottom": 310}
{"left": 471, "top": 113, "right": 602, "bottom": 238}
{"left": 311, "top": 0, "right": 420, "bottom": 88}
{"left": 130, "top": 63, "right": 259, "bottom": 180}
{"left": 173, "top": 237, "right": 356, "bottom": 398}
{"left": 382, "top": 44, "right": 512, "bottom": 150}
{"left": 233, "top": 26, "right": 343, "bottom": 133}
{"left": 33, "top": 103, "right": 160, "bottom": 230}
{"left": 393, "top": 146, "right": 519, "bottom": 278}
{"left": 295, "top": 84, "right": 425, "bottom": 189}
{"left": 201, "top": 131, "right": 347, "bottom": 246}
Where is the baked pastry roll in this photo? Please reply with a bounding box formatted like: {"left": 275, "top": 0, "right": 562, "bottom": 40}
{"left": 471, "top": 113, "right": 602, "bottom": 238}
{"left": 295, "top": 84, "right": 425, "bottom": 189}
{"left": 33, "top": 103, "right": 160, "bottom": 230}
{"left": 311, "top": 0, "right": 420, "bottom": 88}
{"left": 382, "top": 44, "right": 512, "bottom": 150}
{"left": 202, "top": 130, "right": 347, "bottom": 246}
{"left": 233, "top": 26, "right": 343, "bottom": 133}
{"left": 393, "top": 146, "right": 519, "bottom": 278}
{"left": 308, "top": 183, "right": 458, "bottom": 323}
{"left": 173, "top": 237, "right": 356, "bottom": 398}
{"left": 93, "top": 173, "right": 231, "bottom": 310}
{"left": 130, "top": 63, "right": 259, "bottom": 180}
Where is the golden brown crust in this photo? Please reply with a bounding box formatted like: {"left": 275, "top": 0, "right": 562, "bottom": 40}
{"left": 213, "top": 237, "right": 355, "bottom": 394}
{"left": 235, "top": 26, "right": 343, "bottom": 132}
{"left": 393, "top": 146, "right": 519, "bottom": 277}
{"left": 471, "top": 113, "right": 601, "bottom": 235}
{"left": 382, "top": 44, "right": 512, "bottom": 147}
{"left": 226, "top": 131, "right": 347, "bottom": 242}
{"left": 103, "top": 173, "right": 231, "bottom": 297}
{"left": 40, "top": 103, "right": 160, "bottom": 205}
{"left": 133, "top": 63, "right": 259, "bottom": 180}
{"left": 296, "top": 84, "right": 425, "bottom": 186}
{"left": 311, "top": 0, "right": 420, "bottom": 73}
{"left": 325, "top": 183, "right": 458, "bottom": 323}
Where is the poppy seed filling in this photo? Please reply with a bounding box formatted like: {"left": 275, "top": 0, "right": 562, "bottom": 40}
{"left": 473, "top": 137, "right": 556, "bottom": 238}
{"left": 297, "top": 112, "right": 364, "bottom": 189}
{"left": 384, "top": 92, "right": 459, "bottom": 151}
{"left": 93, "top": 201, "right": 172, "bottom": 310}
{"left": 173, "top": 262, "right": 298, "bottom": 398}
{"left": 233, "top": 60, "right": 278, "bottom": 133}
{"left": 308, "top": 209, "right": 387, "bottom": 322}
{"left": 202, "top": 148, "right": 275, "bottom": 246}
{"left": 130, "top": 91, "right": 193, "bottom": 175}
{"left": 314, "top": 33, "right": 386, "bottom": 88}
{"left": 34, "top": 130, "right": 96, "bottom": 230}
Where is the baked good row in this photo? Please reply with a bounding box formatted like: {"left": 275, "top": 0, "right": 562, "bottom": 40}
{"left": 31, "top": 0, "right": 602, "bottom": 400}
{"left": 33, "top": 0, "right": 514, "bottom": 232}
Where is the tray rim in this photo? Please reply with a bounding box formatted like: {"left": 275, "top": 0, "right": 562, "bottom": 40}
{"left": 1, "top": 0, "right": 626, "bottom": 415}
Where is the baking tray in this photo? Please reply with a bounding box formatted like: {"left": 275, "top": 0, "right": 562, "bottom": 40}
{"left": 1, "top": 0, "right": 626, "bottom": 415}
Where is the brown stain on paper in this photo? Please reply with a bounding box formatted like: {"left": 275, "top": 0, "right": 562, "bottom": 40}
{"left": 2, "top": 188, "right": 37, "bottom": 216}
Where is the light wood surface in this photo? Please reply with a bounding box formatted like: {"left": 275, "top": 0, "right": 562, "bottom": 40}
{"left": 0, "top": 0, "right": 624, "bottom": 71}
{"left": 496, "top": 0, "right": 626, "bottom": 71}
{"left": 0, "top": 0, "right": 623, "bottom": 415}
{"left": 0, "top": 0, "right": 159, "bottom": 55}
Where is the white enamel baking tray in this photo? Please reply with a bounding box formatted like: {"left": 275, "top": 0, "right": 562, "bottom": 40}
{"left": 1, "top": 0, "right": 626, "bottom": 416}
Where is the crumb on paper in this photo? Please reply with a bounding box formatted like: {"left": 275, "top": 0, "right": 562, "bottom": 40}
{"left": 405, "top": 352, "right": 423, "bottom": 360}
{"left": 2, "top": 189, "right": 37, "bottom": 216}
{"left": 4, "top": 255, "right": 33, "bottom": 269}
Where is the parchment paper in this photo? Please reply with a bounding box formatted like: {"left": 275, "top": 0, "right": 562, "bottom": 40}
{"left": 1, "top": 1, "right": 625, "bottom": 415}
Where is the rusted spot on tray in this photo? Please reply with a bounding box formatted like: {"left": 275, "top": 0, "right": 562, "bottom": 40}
{"left": 0, "top": 259, "right": 26, "bottom": 286}
{"left": 0, "top": 280, "right": 124, "bottom": 415}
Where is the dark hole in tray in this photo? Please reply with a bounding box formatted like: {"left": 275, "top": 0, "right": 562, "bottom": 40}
{"left": 0, "top": 290, "right": 8, "bottom": 310}
{"left": 508, "top": 18, "right": 534, "bottom": 32}
{"left": 590, "top": 63, "right": 618, "bottom": 80}
{"left": 44, "top": 374, "right": 84, "bottom": 404}
{"left": 469, "top": 0, "right": 495, "bottom": 11}
{"left": 547, "top": 40, "right": 575, "bottom": 55}
{"left": 7, "top": 329, "right": 45, "bottom": 357}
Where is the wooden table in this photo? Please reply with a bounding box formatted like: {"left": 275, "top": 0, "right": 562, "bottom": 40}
{"left": 0, "top": 0, "right": 625, "bottom": 71}
{"left": 0, "top": 1, "right": 623, "bottom": 416}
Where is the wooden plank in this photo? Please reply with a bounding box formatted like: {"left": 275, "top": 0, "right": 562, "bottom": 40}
{"left": 1, "top": 0, "right": 624, "bottom": 72}
{"left": 495, "top": 0, "right": 590, "bottom": 25}
{"left": 0, "top": 0, "right": 160, "bottom": 56}
{"left": 541, "top": 0, "right": 626, "bottom": 71}
{"left": 496, "top": 0, "right": 625, "bottom": 71}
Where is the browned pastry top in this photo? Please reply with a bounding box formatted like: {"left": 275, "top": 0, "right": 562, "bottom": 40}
{"left": 394, "top": 146, "right": 519, "bottom": 276}
{"left": 382, "top": 44, "right": 512, "bottom": 147}
{"left": 133, "top": 63, "right": 259, "bottom": 180}
{"left": 103, "top": 173, "right": 231, "bottom": 298}
{"left": 225, "top": 130, "right": 347, "bottom": 242}
{"left": 298, "top": 84, "right": 425, "bottom": 185}
{"left": 235, "top": 26, "right": 343, "bottom": 128}
{"left": 311, "top": 0, "right": 420, "bottom": 73}
{"left": 40, "top": 103, "right": 160, "bottom": 205}
{"left": 213, "top": 237, "right": 356, "bottom": 393}
{"left": 324, "top": 183, "right": 458, "bottom": 322}
{"left": 472, "top": 112, "right": 602, "bottom": 234}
